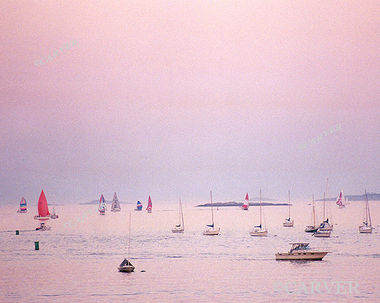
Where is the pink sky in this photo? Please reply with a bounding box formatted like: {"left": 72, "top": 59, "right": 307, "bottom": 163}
{"left": 0, "top": 1, "right": 379, "bottom": 204}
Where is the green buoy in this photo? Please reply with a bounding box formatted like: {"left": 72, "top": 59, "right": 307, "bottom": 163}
{"left": 16, "top": 230, "right": 19, "bottom": 235}
{"left": 34, "top": 241, "right": 39, "bottom": 250}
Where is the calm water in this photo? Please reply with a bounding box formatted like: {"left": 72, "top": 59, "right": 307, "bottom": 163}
{"left": 0, "top": 201, "right": 379, "bottom": 302}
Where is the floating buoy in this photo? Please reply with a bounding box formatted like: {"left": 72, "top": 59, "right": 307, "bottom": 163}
{"left": 16, "top": 230, "right": 19, "bottom": 235}
{"left": 141, "top": 270, "right": 146, "bottom": 272}
{"left": 34, "top": 241, "right": 39, "bottom": 250}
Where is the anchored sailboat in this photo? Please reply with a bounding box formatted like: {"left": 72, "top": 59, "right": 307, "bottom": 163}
{"left": 318, "top": 192, "right": 333, "bottom": 231}
{"left": 336, "top": 190, "right": 345, "bottom": 208}
{"left": 250, "top": 189, "right": 268, "bottom": 236}
{"left": 17, "top": 197, "right": 27, "bottom": 213}
{"left": 305, "top": 195, "right": 318, "bottom": 232}
{"left": 283, "top": 190, "right": 294, "bottom": 227}
{"left": 98, "top": 194, "right": 106, "bottom": 215}
{"left": 118, "top": 212, "right": 135, "bottom": 272}
{"left": 34, "top": 190, "right": 50, "bottom": 220}
{"left": 359, "top": 190, "right": 374, "bottom": 233}
{"left": 111, "top": 192, "right": 121, "bottom": 212}
{"left": 241, "top": 193, "right": 249, "bottom": 210}
{"left": 146, "top": 196, "right": 152, "bottom": 213}
{"left": 172, "top": 198, "right": 184, "bottom": 233}
{"left": 135, "top": 201, "right": 143, "bottom": 211}
{"left": 203, "top": 191, "right": 220, "bottom": 235}
{"left": 50, "top": 208, "right": 59, "bottom": 219}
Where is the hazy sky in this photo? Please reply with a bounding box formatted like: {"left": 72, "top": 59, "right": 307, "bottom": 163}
{"left": 1, "top": 1, "right": 379, "bottom": 204}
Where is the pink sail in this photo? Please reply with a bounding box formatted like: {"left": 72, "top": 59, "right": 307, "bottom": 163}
{"left": 38, "top": 190, "right": 50, "bottom": 217}
{"left": 146, "top": 195, "right": 152, "bottom": 212}
{"left": 336, "top": 191, "right": 344, "bottom": 207}
{"left": 242, "top": 193, "right": 249, "bottom": 210}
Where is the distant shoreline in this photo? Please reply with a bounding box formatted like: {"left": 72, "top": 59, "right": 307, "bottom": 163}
{"left": 196, "top": 202, "right": 289, "bottom": 207}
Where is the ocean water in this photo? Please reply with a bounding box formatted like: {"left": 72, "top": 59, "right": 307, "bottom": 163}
{"left": 0, "top": 201, "right": 379, "bottom": 302}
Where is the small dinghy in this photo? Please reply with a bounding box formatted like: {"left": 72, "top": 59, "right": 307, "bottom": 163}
{"left": 50, "top": 208, "right": 59, "bottom": 219}
{"left": 118, "top": 258, "right": 135, "bottom": 273}
{"left": 313, "top": 229, "right": 331, "bottom": 238}
{"left": 146, "top": 196, "right": 152, "bottom": 213}
{"left": 36, "top": 222, "right": 51, "bottom": 231}
{"left": 276, "top": 243, "right": 328, "bottom": 261}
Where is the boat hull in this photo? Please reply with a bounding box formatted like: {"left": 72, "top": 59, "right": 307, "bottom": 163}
{"left": 275, "top": 251, "right": 328, "bottom": 261}
{"left": 305, "top": 226, "right": 318, "bottom": 233}
{"left": 250, "top": 229, "right": 268, "bottom": 237}
{"left": 283, "top": 221, "right": 294, "bottom": 227}
{"left": 359, "top": 226, "right": 373, "bottom": 233}
{"left": 34, "top": 215, "right": 50, "bottom": 220}
{"left": 118, "top": 265, "right": 135, "bottom": 273}
{"left": 313, "top": 231, "right": 331, "bottom": 238}
{"left": 111, "top": 209, "right": 121, "bottom": 212}
{"left": 203, "top": 228, "right": 220, "bottom": 236}
{"left": 172, "top": 227, "right": 184, "bottom": 233}
{"left": 17, "top": 210, "right": 27, "bottom": 213}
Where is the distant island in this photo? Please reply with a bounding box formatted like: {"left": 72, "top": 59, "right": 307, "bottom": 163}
{"left": 316, "top": 193, "right": 380, "bottom": 202}
{"left": 80, "top": 200, "right": 133, "bottom": 205}
{"left": 196, "top": 201, "right": 289, "bottom": 207}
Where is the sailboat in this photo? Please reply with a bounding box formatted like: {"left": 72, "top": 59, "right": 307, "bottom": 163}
{"left": 336, "top": 190, "right": 345, "bottom": 208}
{"left": 359, "top": 190, "right": 374, "bottom": 233}
{"left": 98, "top": 194, "right": 106, "bottom": 215}
{"left": 111, "top": 192, "right": 121, "bottom": 212}
{"left": 172, "top": 198, "right": 185, "bottom": 233}
{"left": 305, "top": 195, "right": 318, "bottom": 232}
{"left": 17, "top": 197, "right": 27, "bottom": 213}
{"left": 318, "top": 192, "right": 333, "bottom": 231}
{"left": 118, "top": 212, "right": 135, "bottom": 272}
{"left": 50, "top": 208, "right": 59, "bottom": 219}
{"left": 241, "top": 193, "right": 249, "bottom": 210}
{"left": 203, "top": 191, "right": 220, "bottom": 235}
{"left": 135, "top": 201, "right": 143, "bottom": 211}
{"left": 34, "top": 190, "right": 50, "bottom": 220}
{"left": 146, "top": 196, "right": 152, "bottom": 213}
{"left": 250, "top": 189, "right": 268, "bottom": 236}
{"left": 283, "top": 190, "right": 294, "bottom": 227}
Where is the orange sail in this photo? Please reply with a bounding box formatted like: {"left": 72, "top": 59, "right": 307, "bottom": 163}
{"left": 38, "top": 190, "right": 50, "bottom": 217}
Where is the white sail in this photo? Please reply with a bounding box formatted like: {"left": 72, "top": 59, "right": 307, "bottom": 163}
{"left": 111, "top": 192, "right": 121, "bottom": 212}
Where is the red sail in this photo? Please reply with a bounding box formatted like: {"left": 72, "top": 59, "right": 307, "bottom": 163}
{"left": 38, "top": 190, "right": 50, "bottom": 217}
{"left": 147, "top": 195, "right": 152, "bottom": 210}
{"left": 245, "top": 193, "right": 249, "bottom": 201}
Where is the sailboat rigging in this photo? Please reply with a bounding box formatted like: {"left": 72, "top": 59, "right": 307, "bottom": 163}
{"left": 283, "top": 190, "right": 294, "bottom": 227}
{"left": 118, "top": 212, "right": 135, "bottom": 272}
{"left": 359, "top": 190, "right": 374, "bottom": 233}
{"left": 203, "top": 190, "right": 220, "bottom": 235}
{"left": 250, "top": 189, "right": 268, "bottom": 236}
{"left": 172, "top": 198, "right": 185, "bottom": 233}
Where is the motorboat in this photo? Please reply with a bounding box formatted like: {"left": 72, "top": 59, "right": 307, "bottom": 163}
{"left": 276, "top": 243, "right": 328, "bottom": 261}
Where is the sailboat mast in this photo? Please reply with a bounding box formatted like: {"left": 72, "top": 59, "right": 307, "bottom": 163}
{"left": 312, "top": 194, "right": 316, "bottom": 226}
{"left": 259, "top": 189, "right": 262, "bottom": 226}
{"left": 323, "top": 192, "right": 326, "bottom": 221}
{"left": 210, "top": 190, "right": 214, "bottom": 226}
{"left": 128, "top": 212, "right": 131, "bottom": 259}
{"left": 180, "top": 198, "right": 184, "bottom": 229}
{"left": 288, "top": 190, "right": 291, "bottom": 218}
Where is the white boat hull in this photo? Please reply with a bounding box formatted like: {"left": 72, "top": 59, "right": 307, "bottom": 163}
{"left": 250, "top": 229, "right": 268, "bottom": 237}
{"left": 172, "top": 227, "right": 184, "bottom": 233}
{"left": 283, "top": 221, "right": 294, "bottom": 227}
{"left": 111, "top": 209, "right": 121, "bottom": 212}
{"left": 34, "top": 215, "right": 50, "bottom": 220}
{"left": 203, "top": 228, "right": 220, "bottom": 236}
{"left": 276, "top": 251, "right": 328, "bottom": 261}
{"left": 305, "top": 226, "right": 318, "bottom": 232}
{"left": 359, "top": 226, "right": 373, "bottom": 233}
{"left": 313, "top": 231, "right": 331, "bottom": 238}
